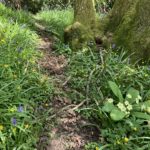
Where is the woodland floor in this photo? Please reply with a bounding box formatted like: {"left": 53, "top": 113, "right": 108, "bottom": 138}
{"left": 35, "top": 23, "right": 99, "bottom": 150}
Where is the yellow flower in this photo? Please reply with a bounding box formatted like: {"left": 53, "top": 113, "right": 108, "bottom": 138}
{"left": 107, "top": 98, "right": 114, "bottom": 103}
{"left": 13, "top": 75, "right": 17, "bottom": 79}
{"left": 32, "top": 69, "right": 36, "bottom": 72}
{"left": 127, "top": 94, "right": 132, "bottom": 99}
{"left": 4, "top": 64, "right": 9, "bottom": 68}
{"left": 25, "top": 124, "right": 29, "bottom": 129}
{"left": 0, "top": 125, "right": 4, "bottom": 131}
{"left": 45, "top": 103, "right": 48, "bottom": 107}
{"left": 9, "top": 106, "right": 17, "bottom": 112}
{"left": 16, "top": 86, "right": 21, "bottom": 91}
{"left": 124, "top": 137, "right": 129, "bottom": 143}
{"left": 12, "top": 127, "right": 16, "bottom": 134}
{"left": 1, "top": 39, "right": 5, "bottom": 43}
{"left": 96, "top": 147, "right": 99, "bottom": 150}
{"left": 133, "top": 127, "right": 137, "bottom": 131}
{"left": 116, "top": 140, "right": 121, "bottom": 145}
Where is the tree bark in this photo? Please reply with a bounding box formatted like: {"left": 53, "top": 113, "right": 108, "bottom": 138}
{"left": 74, "top": 0, "right": 96, "bottom": 29}
{"left": 64, "top": 0, "right": 99, "bottom": 50}
{"left": 105, "top": 0, "right": 150, "bottom": 62}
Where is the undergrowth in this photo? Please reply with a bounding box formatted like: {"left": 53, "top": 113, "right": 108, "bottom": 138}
{"left": 1, "top": 4, "right": 149, "bottom": 150}
{"left": 57, "top": 44, "right": 150, "bottom": 150}
{"left": 0, "top": 4, "right": 53, "bottom": 149}
{"left": 41, "top": 8, "right": 150, "bottom": 150}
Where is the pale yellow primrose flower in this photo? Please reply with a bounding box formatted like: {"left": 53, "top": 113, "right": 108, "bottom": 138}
{"left": 127, "top": 104, "right": 133, "bottom": 111}
{"left": 137, "top": 95, "right": 142, "bottom": 100}
{"left": 107, "top": 98, "right": 114, "bottom": 103}
{"left": 127, "top": 94, "right": 132, "bottom": 99}
{"left": 141, "top": 104, "right": 146, "bottom": 111}
{"left": 117, "top": 102, "right": 126, "bottom": 112}
{"left": 135, "top": 98, "right": 139, "bottom": 104}
{"left": 125, "top": 101, "right": 130, "bottom": 106}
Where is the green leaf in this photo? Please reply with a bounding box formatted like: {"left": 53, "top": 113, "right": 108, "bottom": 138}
{"left": 110, "top": 108, "right": 126, "bottom": 121}
{"left": 102, "top": 102, "right": 115, "bottom": 112}
{"left": 143, "top": 100, "right": 150, "bottom": 107}
{"left": 126, "top": 88, "right": 140, "bottom": 104}
{"left": 133, "top": 112, "right": 150, "bottom": 120}
{"left": 108, "top": 81, "right": 123, "bottom": 102}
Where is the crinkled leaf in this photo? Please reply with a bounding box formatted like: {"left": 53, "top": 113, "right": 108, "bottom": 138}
{"left": 102, "top": 102, "right": 115, "bottom": 113}
{"left": 108, "top": 81, "right": 123, "bottom": 102}
{"left": 126, "top": 88, "right": 139, "bottom": 104}
{"left": 143, "top": 100, "right": 150, "bottom": 107}
{"left": 110, "top": 108, "right": 126, "bottom": 121}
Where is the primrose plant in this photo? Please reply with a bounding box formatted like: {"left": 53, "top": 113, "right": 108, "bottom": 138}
{"left": 102, "top": 81, "right": 150, "bottom": 121}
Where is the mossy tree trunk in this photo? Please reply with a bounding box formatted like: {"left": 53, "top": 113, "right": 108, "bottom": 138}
{"left": 105, "top": 0, "right": 150, "bottom": 62}
{"left": 74, "top": 0, "right": 96, "bottom": 29}
{"left": 64, "top": 0, "right": 100, "bottom": 50}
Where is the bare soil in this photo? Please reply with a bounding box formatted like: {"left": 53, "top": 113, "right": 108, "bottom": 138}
{"left": 36, "top": 23, "right": 99, "bottom": 150}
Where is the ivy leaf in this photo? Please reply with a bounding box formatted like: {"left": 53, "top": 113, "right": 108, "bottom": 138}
{"left": 108, "top": 81, "right": 123, "bottom": 102}
{"left": 102, "top": 102, "right": 115, "bottom": 113}
{"left": 110, "top": 108, "right": 126, "bottom": 121}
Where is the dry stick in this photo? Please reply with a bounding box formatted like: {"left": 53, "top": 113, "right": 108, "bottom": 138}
{"left": 62, "top": 76, "right": 71, "bottom": 86}
{"left": 47, "top": 104, "right": 76, "bottom": 120}
{"left": 47, "top": 99, "right": 87, "bottom": 120}
{"left": 72, "top": 99, "right": 87, "bottom": 111}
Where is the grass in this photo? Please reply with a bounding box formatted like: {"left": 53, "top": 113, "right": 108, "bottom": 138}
{"left": 0, "top": 4, "right": 53, "bottom": 149}
{"left": 0, "top": 3, "right": 150, "bottom": 150}
{"left": 35, "top": 9, "right": 74, "bottom": 40}
{"left": 44, "top": 9, "right": 150, "bottom": 149}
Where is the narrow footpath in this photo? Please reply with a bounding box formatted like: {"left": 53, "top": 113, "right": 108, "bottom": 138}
{"left": 35, "top": 23, "right": 98, "bottom": 150}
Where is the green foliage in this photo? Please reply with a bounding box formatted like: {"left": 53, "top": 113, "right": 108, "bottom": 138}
{"left": 85, "top": 142, "right": 99, "bottom": 150}
{"left": 4, "top": 0, "right": 73, "bottom": 13}
{"left": 0, "top": 4, "right": 53, "bottom": 149}
{"left": 102, "top": 81, "right": 150, "bottom": 121}
{"left": 35, "top": 9, "right": 73, "bottom": 40}
{"left": 54, "top": 42, "right": 150, "bottom": 149}
{"left": 0, "top": 3, "right": 34, "bottom": 27}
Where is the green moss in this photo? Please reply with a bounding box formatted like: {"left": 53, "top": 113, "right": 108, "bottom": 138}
{"left": 105, "top": 0, "right": 150, "bottom": 62}
{"left": 74, "top": 0, "right": 96, "bottom": 29}
{"left": 64, "top": 22, "right": 95, "bottom": 50}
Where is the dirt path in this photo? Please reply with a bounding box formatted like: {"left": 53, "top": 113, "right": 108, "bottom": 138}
{"left": 36, "top": 23, "right": 98, "bottom": 150}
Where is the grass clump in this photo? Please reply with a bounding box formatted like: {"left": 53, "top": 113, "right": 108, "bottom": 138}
{"left": 70, "top": 50, "right": 150, "bottom": 149}
{"left": 0, "top": 3, "right": 34, "bottom": 27}
{"left": 35, "top": 9, "right": 74, "bottom": 40}
{"left": 0, "top": 4, "right": 53, "bottom": 149}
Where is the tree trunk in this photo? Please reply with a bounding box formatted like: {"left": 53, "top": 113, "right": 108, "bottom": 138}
{"left": 105, "top": 0, "right": 150, "bottom": 62}
{"left": 74, "top": 0, "right": 96, "bottom": 29}
{"left": 64, "top": 0, "right": 99, "bottom": 50}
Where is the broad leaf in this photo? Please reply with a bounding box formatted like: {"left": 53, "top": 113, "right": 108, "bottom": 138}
{"left": 126, "top": 88, "right": 140, "bottom": 104}
{"left": 110, "top": 108, "right": 126, "bottom": 121}
{"left": 108, "top": 81, "right": 123, "bottom": 102}
{"left": 102, "top": 102, "right": 115, "bottom": 113}
{"left": 133, "top": 112, "right": 150, "bottom": 120}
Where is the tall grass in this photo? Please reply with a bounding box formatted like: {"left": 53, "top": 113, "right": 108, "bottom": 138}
{"left": 0, "top": 4, "right": 53, "bottom": 149}
{"left": 35, "top": 9, "right": 74, "bottom": 40}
